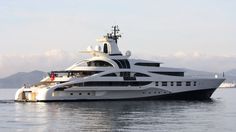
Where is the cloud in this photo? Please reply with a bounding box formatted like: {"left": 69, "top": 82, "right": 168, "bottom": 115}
{"left": 1, "top": 50, "right": 236, "bottom": 78}
{"left": 0, "top": 49, "right": 84, "bottom": 78}
{"left": 132, "top": 51, "right": 236, "bottom": 73}
{"left": 173, "top": 51, "right": 187, "bottom": 58}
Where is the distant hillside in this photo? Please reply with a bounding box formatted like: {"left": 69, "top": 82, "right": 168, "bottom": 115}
{"left": 0, "top": 70, "right": 47, "bottom": 88}
{"left": 225, "top": 69, "right": 236, "bottom": 76}
{"left": 222, "top": 69, "right": 236, "bottom": 82}
{"left": 185, "top": 68, "right": 236, "bottom": 83}
{"left": 184, "top": 69, "right": 217, "bottom": 77}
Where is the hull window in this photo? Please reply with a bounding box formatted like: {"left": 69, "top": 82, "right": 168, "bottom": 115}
{"left": 186, "top": 82, "right": 191, "bottom": 86}
{"left": 162, "top": 82, "right": 168, "bottom": 86}
{"left": 177, "top": 82, "right": 182, "bottom": 86}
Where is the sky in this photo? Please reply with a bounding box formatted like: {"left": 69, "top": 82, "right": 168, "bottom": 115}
{"left": 0, "top": 0, "right": 236, "bottom": 78}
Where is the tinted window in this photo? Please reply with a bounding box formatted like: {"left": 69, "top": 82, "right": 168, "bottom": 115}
{"left": 102, "top": 73, "right": 117, "bottom": 77}
{"left": 151, "top": 72, "right": 184, "bottom": 77}
{"left": 87, "top": 61, "right": 113, "bottom": 67}
{"left": 135, "top": 63, "right": 160, "bottom": 67}
{"left": 134, "top": 73, "right": 150, "bottom": 77}
{"left": 113, "top": 59, "right": 130, "bottom": 69}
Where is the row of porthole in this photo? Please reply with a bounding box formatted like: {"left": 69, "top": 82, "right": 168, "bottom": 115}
{"left": 70, "top": 92, "right": 91, "bottom": 96}
{"left": 142, "top": 91, "right": 168, "bottom": 94}
{"left": 156, "top": 81, "right": 197, "bottom": 87}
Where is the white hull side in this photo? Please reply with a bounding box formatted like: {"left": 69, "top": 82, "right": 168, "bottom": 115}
{"left": 15, "top": 78, "right": 224, "bottom": 101}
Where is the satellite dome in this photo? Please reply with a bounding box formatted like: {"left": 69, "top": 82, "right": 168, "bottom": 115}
{"left": 125, "top": 50, "right": 131, "bottom": 57}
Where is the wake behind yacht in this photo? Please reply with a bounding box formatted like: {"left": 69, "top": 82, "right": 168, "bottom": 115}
{"left": 15, "top": 26, "right": 225, "bottom": 102}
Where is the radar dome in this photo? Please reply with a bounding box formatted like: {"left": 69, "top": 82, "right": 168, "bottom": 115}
{"left": 125, "top": 50, "right": 131, "bottom": 57}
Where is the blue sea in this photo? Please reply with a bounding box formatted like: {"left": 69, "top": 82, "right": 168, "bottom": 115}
{"left": 0, "top": 88, "right": 236, "bottom": 132}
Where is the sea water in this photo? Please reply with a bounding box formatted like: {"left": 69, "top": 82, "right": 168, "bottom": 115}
{"left": 0, "top": 88, "right": 236, "bottom": 132}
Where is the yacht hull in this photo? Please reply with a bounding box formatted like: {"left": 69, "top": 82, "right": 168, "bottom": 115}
{"left": 38, "top": 88, "right": 216, "bottom": 102}
{"left": 16, "top": 78, "right": 224, "bottom": 102}
{"left": 15, "top": 78, "right": 224, "bottom": 102}
{"left": 141, "top": 88, "right": 216, "bottom": 100}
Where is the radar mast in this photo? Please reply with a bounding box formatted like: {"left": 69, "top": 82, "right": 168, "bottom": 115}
{"left": 107, "top": 25, "right": 121, "bottom": 44}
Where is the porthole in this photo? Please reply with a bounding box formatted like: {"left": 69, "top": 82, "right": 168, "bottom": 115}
{"left": 70, "top": 93, "right": 73, "bottom": 95}
{"left": 88, "top": 93, "right": 90, "bottom": 95}
{"left": 186, "top": 81, "right": 191, "bottom": 86}
{"left": 79, "top": 93, "right": 82, "bottom": 95}
{"left": 177, "top": 82, "right": 182, "bottom": 86}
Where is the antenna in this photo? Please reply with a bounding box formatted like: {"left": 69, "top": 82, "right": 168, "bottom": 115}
{"left": 108, "top": 25, "right": 121, "bottom": 43}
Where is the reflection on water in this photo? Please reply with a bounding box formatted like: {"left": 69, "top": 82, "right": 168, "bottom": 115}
{"left": 11, "top": 101, "right": 217, "bottom": 132}
{"left": 0, "top": 89, "right": 236, "bottom": 131}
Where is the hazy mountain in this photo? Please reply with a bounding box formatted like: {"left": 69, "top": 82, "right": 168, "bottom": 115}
{"left": 0, "top": 70, "right": 47, "bottom": 88}
{"left": 225, "top": 69, "right": 236, "bottom": 76}
{"left": 184, "top": 69, "right": 217, "bottom": 77}
{"left": 185, "top": 68, "right": 236, "bottom": 83}
{"left": 224, "top": 69, "right": 236, "bottom": 83}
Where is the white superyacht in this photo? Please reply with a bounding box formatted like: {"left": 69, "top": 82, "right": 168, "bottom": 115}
{"left": 15, "top": 26, "right": 225, "bottom": 101}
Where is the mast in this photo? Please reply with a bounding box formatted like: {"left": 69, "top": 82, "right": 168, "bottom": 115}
{"left": 107, "top": 25, "right": 121, "bottom": 44}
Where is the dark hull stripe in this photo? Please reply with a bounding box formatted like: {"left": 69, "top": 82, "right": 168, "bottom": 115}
{"left": 145, "top": 88, "right": 216, "bottom": 100}
{"left": 35, "top": 88, "right": 217, "bottom": 102}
